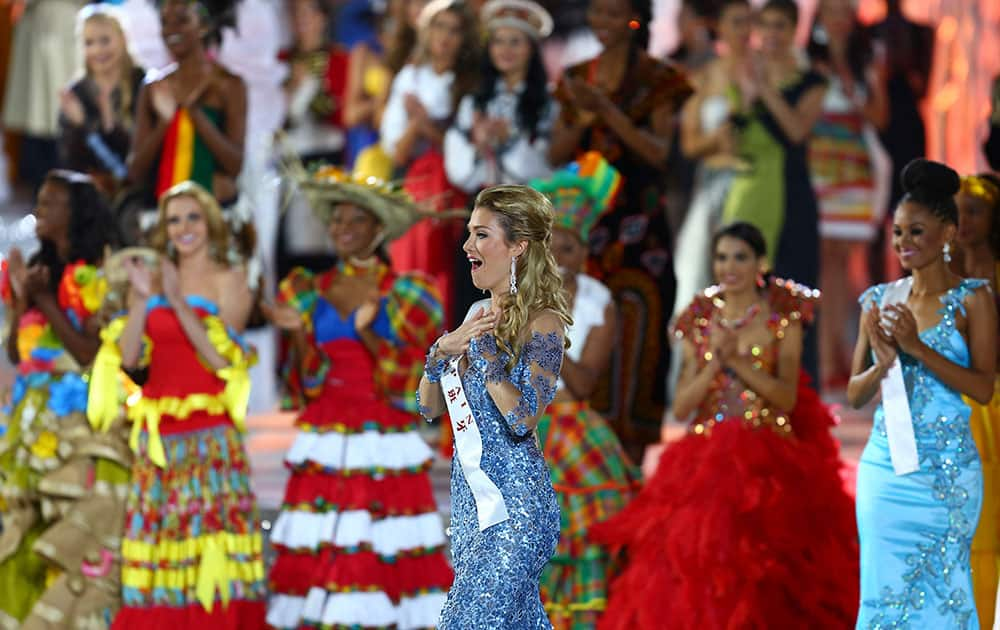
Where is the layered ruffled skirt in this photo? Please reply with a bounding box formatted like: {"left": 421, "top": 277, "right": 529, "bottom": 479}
{"left": 114, "top": 417, "right": 267, "bottom": 630}
{"left": 592, "top": 382, "right": 858, "bottom": 629}
{"left": 267, "top": 382, "right": 452, "bottom": 629}
{"left": 0, "top": 373, "right": 131, "bottom": 629}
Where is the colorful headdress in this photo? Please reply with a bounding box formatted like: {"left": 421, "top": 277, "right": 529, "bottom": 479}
{"left": 283, "top": 154, "right": 467, "bottom": 244}
{"left": 960, "top": 174, "right": 1000, "bottom": 207}
{"left": 481, "top": 0, "right": 553, "bottom": 39}
{"left": 530, "top": 152, "right": 622, "bottom": 242}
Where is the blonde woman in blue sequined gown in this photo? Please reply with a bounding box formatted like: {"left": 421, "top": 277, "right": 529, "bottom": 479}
{"left": 849, "top": 159, "right": 998, "bottom": 629}
{"left": 417, "top": 186, "right": 572, "bottom": 629}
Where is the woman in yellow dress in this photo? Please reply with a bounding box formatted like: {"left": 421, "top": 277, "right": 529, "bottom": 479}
{"left": 952, "top": 172, "right": 1000, "bottom": 628}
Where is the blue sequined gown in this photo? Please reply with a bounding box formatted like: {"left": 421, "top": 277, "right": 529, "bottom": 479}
{"left": 432, "top": 306, "right": 564, "bottom": 629}
{"left": 856, "top": 279, "right": 987, "bottom": 629}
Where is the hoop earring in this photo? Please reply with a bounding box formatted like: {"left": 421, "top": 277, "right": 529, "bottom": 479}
{"left": 510, "top": 256, "right": 518, "bottom": 295}
{"left": 943, "top": 242, "right": 952, "bottom": 263}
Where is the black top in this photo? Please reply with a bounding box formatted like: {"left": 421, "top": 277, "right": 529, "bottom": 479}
{"left": 58, "top": 67, "right": 146, "bottom": 181}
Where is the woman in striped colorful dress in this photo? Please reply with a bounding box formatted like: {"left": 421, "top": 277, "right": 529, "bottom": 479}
{"left": 87, "top": 181, "right": 267, "bottom": 628}
{"left": 531, "top": 154, "right": 642, "bottom": 629}
{"left": 265, "top": 165, "right": 453, "bottom": 629}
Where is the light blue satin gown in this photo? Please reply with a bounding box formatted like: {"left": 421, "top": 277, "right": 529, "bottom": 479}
{"left": 856, "top": 279, "right": 987, "bottom": 629}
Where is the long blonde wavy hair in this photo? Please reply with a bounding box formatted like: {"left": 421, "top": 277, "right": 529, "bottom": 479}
{"left": 152, "top": 181, "right": 232, "bottom": 265}
{"left": 474, "top": 185, "right": 573, "bottom": 368}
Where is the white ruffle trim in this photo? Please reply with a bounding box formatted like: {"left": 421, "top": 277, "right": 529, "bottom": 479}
{"left": 285, "top": 429, "right": 433, "bottom": 471}
{"left": 398, "top": 592, "right": 449, "bottom": 629}
{"left": 271, "top": 510, "right": 447, "bottom": 555}
{"left": 267, "top": 590, "right": 447, "bottom": 630}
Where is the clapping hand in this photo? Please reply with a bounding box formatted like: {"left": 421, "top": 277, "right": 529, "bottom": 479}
{"left": 159, "top": 258, "right": 183, "bottom": 306}
{"left": 150, "top": 82, "right": 179, "bottom": 123}
{"left": 354, "top": 289, "right": 381, "bottom": 333}
{"left": 7, "top": 247, "right": 27, "bottom": 303}
{"left": 59, "top": 89, "right": 86, "bottom": 126}
{"left": 435, "top": 307, "right": 498, "bottom": 357}
{"left": 123, "top": 256, "right": 153, "bottom": 302}
{"left": 22, "top": 265, "right": 51, "bottom": 300}
{"left": 867, "top": 304, "right": 898, "bottom": 370}
{"left": 882, "top": 303, "right": 923, "bottom": 357}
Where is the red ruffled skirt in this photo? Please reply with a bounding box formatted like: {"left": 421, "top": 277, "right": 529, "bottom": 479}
{"left": 592, "top": 380, "right": 859, "bottom": 630}
{"left": 267, "top": 366, "right": 452, "bottom": 630}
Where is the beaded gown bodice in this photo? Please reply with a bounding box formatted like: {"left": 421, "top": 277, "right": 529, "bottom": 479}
{"left": 672, "top": 279, "right": 818, "bottom": 435}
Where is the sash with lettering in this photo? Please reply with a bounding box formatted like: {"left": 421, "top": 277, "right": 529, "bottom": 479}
{"left": 441, "top": 356, "right": 510, "bottom": 531}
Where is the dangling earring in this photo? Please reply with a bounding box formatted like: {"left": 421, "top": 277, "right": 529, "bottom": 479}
{"left": 943, "top": 242, "right": 952, "bottom": 263}
{"left": 510, "top": 256, "right": 518, "bottom": 295}
{"left": 756, "top": 272, "right": 766, "bottom": 288}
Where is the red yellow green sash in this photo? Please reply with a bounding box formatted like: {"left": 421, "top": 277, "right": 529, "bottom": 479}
{"left": 155, "top": 107, "right": 219, "bottom": 197}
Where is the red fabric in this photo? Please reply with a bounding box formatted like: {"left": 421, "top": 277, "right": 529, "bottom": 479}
{"left": 111, "top": 600, "right": 266, "bottom": 630}
{"left": 143, "top": 305, "right": 225, "bottom": 400}
{"left": 325, "top": 48, "right": 350, "bottom": 128}
{"left": 592, "top": 376, "right": 858, "bottom": 630}
{"left": 269, "top": 550, "right": 453, "bottom": 600}
{"left": 279, "top": 472, "right": 438, "bottom": 517}
{"left": 391, "top": 150, "right": 466, "bottom": 322}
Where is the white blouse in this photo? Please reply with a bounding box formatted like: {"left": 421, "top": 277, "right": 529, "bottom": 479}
{"left": 380, "top": 63, "right": 456, "bottom": 158}
{"left": 556, "top": 273, "right": 612, "bottom": 392}
{"left": 444, "top": 80, "right": 557, "bottom": 192}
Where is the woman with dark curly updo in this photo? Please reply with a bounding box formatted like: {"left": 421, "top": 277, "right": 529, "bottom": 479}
{"left": 850, "top": 159, "right": 999, "bottom": 628}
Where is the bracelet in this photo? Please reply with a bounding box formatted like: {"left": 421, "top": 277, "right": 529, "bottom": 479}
{"left": 424, "top": 337, "right": 450, "bottom": 384}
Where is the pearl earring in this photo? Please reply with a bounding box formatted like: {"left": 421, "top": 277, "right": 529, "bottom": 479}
{"left": 943, "top": 242, "right": 952, "bottom": 263}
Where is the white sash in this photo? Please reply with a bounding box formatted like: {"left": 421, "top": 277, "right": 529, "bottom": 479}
{"left": 441, "top": 357, "right": 510, "bottom": 531}
{"left": 879, "top": 277, "right": 919, "bottom": 475}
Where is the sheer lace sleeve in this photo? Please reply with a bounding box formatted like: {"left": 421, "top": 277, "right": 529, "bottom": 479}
{"left": 479, "top": 313, "right": 565, "bottom": 437}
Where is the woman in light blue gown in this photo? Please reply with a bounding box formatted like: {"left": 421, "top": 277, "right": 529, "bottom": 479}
{"left": 416, "top": 185, "right": 572, "bottom": 629}
{"left": 849, "top": 158, "right": 998, "bottom": 629}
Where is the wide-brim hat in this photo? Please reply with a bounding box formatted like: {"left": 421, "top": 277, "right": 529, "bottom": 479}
{"left": 531, "top": 152, "right": 622, "bottom": 243}
{"left": 481, "top": 0, "right": 553, "bottom": 39}
{"left": 284, "top": 155, "right": 467, "bottom": 244}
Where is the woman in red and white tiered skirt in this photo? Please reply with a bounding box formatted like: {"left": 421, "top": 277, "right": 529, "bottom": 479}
{"left": 266, "top": 261, "right": 453, "bottom": 629}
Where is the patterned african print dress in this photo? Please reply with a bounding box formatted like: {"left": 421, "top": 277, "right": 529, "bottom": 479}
{"left": 88, "top": 294, "right": 267, "bottom": 629}
{"left": 535, "top": 274, "right": 641, "bottom": 629}
{"left": 555, "top": 53, "right": 692, "bottom": 461}
{"left": 267, "top": 261, "right": 452, "bottom": 629}
{"left": 0, "top": 260, "right": 131, "bottom": 629}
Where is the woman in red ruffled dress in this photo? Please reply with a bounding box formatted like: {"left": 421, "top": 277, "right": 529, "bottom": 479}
{"left": 265, "top": 167, "right": 453, "bottom": 629}
{"left": 88, "top": 181, "right": 267, "bottom": 629}
{"left": 593, "top": 221, "right": 858, "bottom": 629}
